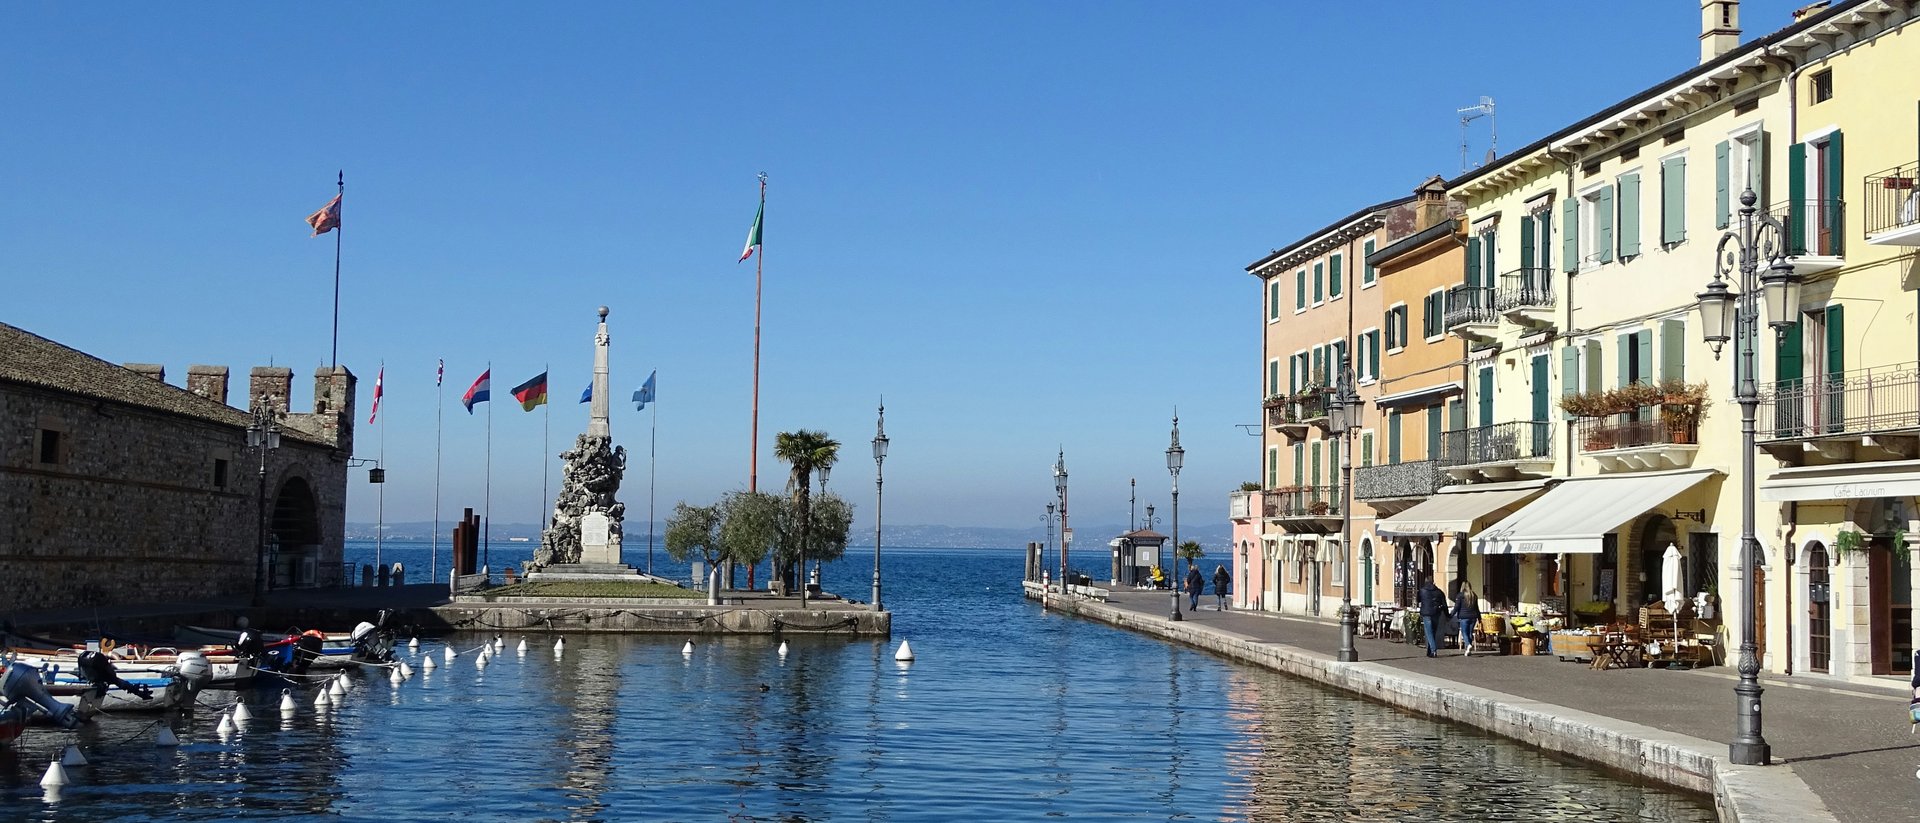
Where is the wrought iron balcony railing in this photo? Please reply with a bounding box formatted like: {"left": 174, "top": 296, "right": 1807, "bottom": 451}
{"left": 1496, "top": 268, "right": 1554, "bottom": 312}
{"left": 1353, "top": 460, "right": 1455, "bottom": 500}
{"left": 1864, "top": 162, "right": 1920, "bottom": 237}
{"left": 1759, "top": 361, "right": 1920, "bottom": 440}
{"left": 1768, "top": 198, "right": 1845, "bottom": 257}
{"left": 1437, "top": 420, "right": 1555, "bottom": 467}
{"left": 1576, "top": 405, "right": 1701, "bottom": 452}
{"left": 1444, "top": 285, "right": 1498, "bottom": 329}
{"left": 1263, "top": 485, "right": 1344, "bottom": 518}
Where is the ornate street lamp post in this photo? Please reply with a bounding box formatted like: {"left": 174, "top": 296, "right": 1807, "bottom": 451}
{"left": 1041, "top": 502, "right": 1055, "bottom": 586}
{"left": 1054, "top": 450, "right": 1069, "bottom": 599}
{"left": 1696, "top": 185, "right": 1800, "bottom": 767}
{"left": 246, "top": 404, "right": 282, "bottom": 607}
{"left": 871, "top": 403, "right": 888, "bottom": 612}
{"left": 1167, "top": 414, "right": 1185, "bottom": 622}
{"left": 1327, "top": 364, "right": 1362, "bottom": 663}
{"left": 813, "top": 463, "right": 831, "bottom": 589}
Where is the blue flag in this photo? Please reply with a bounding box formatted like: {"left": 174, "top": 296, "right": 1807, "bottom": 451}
{"left": 579, "top": 383, "right": 592, "bottom": 404}
{"left": 632, "top": 370, "right": 656, "bottom": 411}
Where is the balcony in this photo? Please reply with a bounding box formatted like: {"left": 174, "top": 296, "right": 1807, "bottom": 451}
{"left": 1768, "top": 198, "right": 1845, "bottom": 275}
{"left": 1437, "top": 420, "right": 1556, "bottom": 482}
{"left": 1229, "top": 490, "right": 1258, "bottom": 522}
{"left": 1865, "top": 163, "right": 1920, "bottom": 246}
{"left": 1758, "top": 361, "right": 1920, "bottom": 463}
{"left": 1495, "top": 268, "right": 1554, "bottom": 327}
{"left": 1354, "top": 460, "right": 1455, "bottom": 513}
{"left": 1444, "top": 285, "right": 1498, "bottom": 343}
{"left": 1263, "top": 484, "right": 1344, "bottom": 531}
{"left": 1265, "top": 389, "right": 1330, "bottom": 441}
{"left": 1576, "top": 405, "right": 1701, "bottom": 472}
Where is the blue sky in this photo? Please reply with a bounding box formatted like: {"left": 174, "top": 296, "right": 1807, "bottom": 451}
{"left": 0, "top": 2, "right": 1816, "bottom": 535}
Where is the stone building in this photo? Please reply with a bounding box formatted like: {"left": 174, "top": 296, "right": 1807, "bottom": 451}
{"left": 0, "top": 322, "right": 354, "bottom": 612}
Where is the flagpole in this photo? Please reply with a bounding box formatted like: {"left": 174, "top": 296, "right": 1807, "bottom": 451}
{"left": 542, "top": 364, "right": 551, "bottom": 538}
{"left": 331, "top": 170, "right": 343, "bottom": 368}
{"left": 376, "top": 360, "right": 385, "bottom": 571}
{"left": 750, "top": 172, "right": 765, "bottom": 498}
{"left": 648, "top": 391, "right": 658, "bottom": 576}
{"left": 484, "top": 360, "right": 493, "bottom": 578}
{"left": 434, "top": 359, "right": 443, "bottom": 583}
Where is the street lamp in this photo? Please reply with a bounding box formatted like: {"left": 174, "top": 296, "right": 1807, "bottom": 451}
{"left": 1695, "top": 185, "right": 1799, "bottom": 767}
{"left": 246, "top": 403, "right": 282, "bottom": 608}
{"left": 813, "top": 462, "right": 832, "bottom": 589}
{"left": 1166, "top": 413, "right": 1185, "bottom": 622}
{"left": 1327, "top": 363, "right": 1362, "bottom": 663}
{"left": 871, "top": 403, "right": 888, "bottom": 612}
{"left": 1054, "top": 449, "right": 1069, "bottom": 599}
{"left": 1041, "top": 502, "right": 1056, "bottom": 586}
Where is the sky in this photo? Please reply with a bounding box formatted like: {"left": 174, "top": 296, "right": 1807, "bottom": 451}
{"left": 0, "top": 2, "right": 1821, "bottom": 536}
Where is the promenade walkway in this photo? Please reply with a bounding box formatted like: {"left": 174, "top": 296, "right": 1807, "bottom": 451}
{"left": 1088, "top": 589, "right": 1917, "bottom": 823}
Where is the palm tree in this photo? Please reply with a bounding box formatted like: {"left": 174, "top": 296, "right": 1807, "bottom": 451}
{"left": 774, "top": 429, "right": 839, "bottom": 600}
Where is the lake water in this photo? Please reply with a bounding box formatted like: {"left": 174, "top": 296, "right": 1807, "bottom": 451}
{"left": 1, "top": 545, "right": 1714, "bottom": 821}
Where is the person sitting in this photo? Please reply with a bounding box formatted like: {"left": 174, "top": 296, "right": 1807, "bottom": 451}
{"left": 1149, "top": 566, "right": 1167, "bottom": 590}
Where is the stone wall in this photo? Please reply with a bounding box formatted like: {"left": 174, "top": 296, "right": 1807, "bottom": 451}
{"left": 0, "top": 368, "right": 351, "bottom": 612}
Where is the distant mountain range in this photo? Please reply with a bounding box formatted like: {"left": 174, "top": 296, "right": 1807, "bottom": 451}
{"left": 346, "top": 520, "right": 1234, "bottom": 551}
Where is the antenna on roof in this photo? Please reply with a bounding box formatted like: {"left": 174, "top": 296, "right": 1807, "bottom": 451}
{"left": 1458, "top": 96, "right": 1497, "bottom": 173}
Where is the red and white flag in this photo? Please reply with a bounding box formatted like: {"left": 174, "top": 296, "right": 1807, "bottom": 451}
{"left": 368, "top": 365, "right": 384, "bottom": 423}
{"left": 307, "top": 193, "right": 342, "bottom": 237}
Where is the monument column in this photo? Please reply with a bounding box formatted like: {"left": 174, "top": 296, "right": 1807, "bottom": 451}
{"left": 591, "top": 306, "right": 611, "bottom": 438}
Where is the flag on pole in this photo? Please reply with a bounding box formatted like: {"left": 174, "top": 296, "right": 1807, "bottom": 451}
{"left": 368, "top": 366, "right": 385, "bottom": 424}
{"left": 437, "top": 359, "right": 444, "bottom": 386}
{"left": 511, "top": 372, "right": 549, "bottom": 412}
{"left": 306, "top": 193, "right": 342, "bottom": 237}
{"left": 462, "top": 370, "right": 491, "bottom": 414}
{"left": 738, "top": 201, "right": 762, "bottom": 262}
{"left": 579, "top": 383, "right": 592, "bottom": 403}
{"left": 632, "top": 370, "right": 657, "bottom": 411}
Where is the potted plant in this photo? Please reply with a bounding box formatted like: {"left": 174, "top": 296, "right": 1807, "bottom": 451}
{"left": 1309, "top": 500, "right": 1330, "bottom": 516}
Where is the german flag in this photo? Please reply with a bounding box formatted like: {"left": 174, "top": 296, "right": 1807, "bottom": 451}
{"left": 511, "top": 371, "right": 549, "bottom": 412}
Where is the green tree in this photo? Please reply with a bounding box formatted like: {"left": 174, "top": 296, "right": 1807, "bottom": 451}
{"left": 773, "top": 429, "right": 839, "bottom": 596}
{"left": 719, "top": 489, "right": 781, "bottom": 587}
{"left": 1177, "top": 539, "right": 1205, "bottom": 575}
{"left": 803, "top": 493, "right": 854, "bottom": 566}
{"left": 664, "top": 502, "right": 723, "bottom": 572}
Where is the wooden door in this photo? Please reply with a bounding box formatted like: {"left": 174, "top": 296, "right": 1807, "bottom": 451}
{"left": 1809, "top": 544, "right": 1831, "bottom": 673}
{"left": 1871, "top": 543, "right": 1893, "bottom": 675}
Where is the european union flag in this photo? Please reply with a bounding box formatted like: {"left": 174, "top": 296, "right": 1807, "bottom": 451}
{"left": 579, "top": 383, "right": 592, "bottom": 404}
{"left": 632, "top": 370, "right": 656, "bottom": 411}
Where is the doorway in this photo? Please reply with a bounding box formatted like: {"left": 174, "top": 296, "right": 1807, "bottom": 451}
{"left": 1808, "top": 542, "right": 1831, "bottom": 674}
{"left": 1869, "top": 534, "right": 1915, "bottom": 676}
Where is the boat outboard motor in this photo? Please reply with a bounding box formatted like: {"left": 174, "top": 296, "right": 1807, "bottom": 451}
{"left": 292, "top": 631, "right": 325, "bottom": 676}
{"left": 234, "top": 627, "right": 264, "bottom": 660}
{"left": 77, "top": 651, "right": 152, "bottom": 700}
{"left": 350, "top": 621, "right": 394, "bottom": 664}
{"left": 1, "top": 661, "right": 80, "bottom": 729}
{"left": 169, "top": 651, "right": 213, "bottom": 691}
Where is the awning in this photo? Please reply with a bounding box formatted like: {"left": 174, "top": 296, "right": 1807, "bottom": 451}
{"left": 1469, "top": 468, "right": 1718, "bottom": 555}
{"left": 1376, "top": 482, "right": 1550, "bottom": 536}
{"left": 1373, "top": 381, "right": 1462, "bottom": 409}
{"left": 1760, "top": 459, "right": 1920, "bottom": 502}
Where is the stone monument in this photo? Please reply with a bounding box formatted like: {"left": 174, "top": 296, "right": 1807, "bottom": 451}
{"left": 529, "top": 307, "right": 659, "bottom": 582}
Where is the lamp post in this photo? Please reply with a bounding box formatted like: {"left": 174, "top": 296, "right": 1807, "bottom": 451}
{"left": 246, "top": 404, "right": 282, "bottom": 608}
{"left": 1054, "top": 450, "right": 1069, "bottom": 598}
{"left": 1327, "top": 364, "right": 1362, "bottom": 663}
{"left": 1167, "top": 414, "right": 1185, "bottom": 622}
{"left": 813, "top": 463, "right": 831, "bottom": 589}
{"left": 1144, "top": 503, "right": 1159, "bottom": 577}
{"left": 1041, "top": 502, "right": 1055, "bottom": 586}
{"left": 871, "top": 403, "right": 888, "bottom": 612}
{"left": 1696, "top": 185, "right": 1799, "bottom": 767}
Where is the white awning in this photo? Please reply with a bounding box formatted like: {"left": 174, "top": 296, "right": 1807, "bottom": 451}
{"left": 1376, "top": 484, "right": 1547, "bottom": 536}
{"left": 1469, "top": 469, "right": 1719, "bottom": 555}
{"left": 1373, "top": 381, "right": 1461, "bottom": 409}
{"left": 1760, "top": 460, "right": 1920, "bottom": 502}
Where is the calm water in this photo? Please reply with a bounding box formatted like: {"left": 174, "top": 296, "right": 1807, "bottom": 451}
{"left": 1, "top": 546, "right": 1714, "bottom": 822}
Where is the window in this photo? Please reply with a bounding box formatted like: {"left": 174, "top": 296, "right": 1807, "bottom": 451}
{"left": 1387, "top": 410, "right": 1402, "bottom": 464}
{"left": 1520, "top": 204, "right": 1552, "bottom": 271}
{"left": 1790, "top": 130, "right": 1845, "bottom": 257}
{"left": 37, "top": 429, "right": 64, "bottom": 465}
{"left": 1360, "top": 432, "right": 1374, "bottom": 467}
{"left": 1268, "top": 359, "right": 1281, "bottom": 397}
{"left": 1296, "top": 269, "right": 1307, "bottom": 311}
{"left": 1331, "top": 543, "right": 1347, "bottom": 586}
{"left": 1384, "top": 305, "right": 1409, "bottom": 351}
{"left": 1290, "top": 352, "right": 1308, "bottom": 394}
{"left": 1289, "top": 549, "right": 1303, "bottom": 583}
{"left": 1267, "top": 447, "right": 1278, "bottom": 488}
{"left": 1466, "top": 228, "right": 1496, "bottom": 289}
{"left": 1811, "top": 69, "right": 1833, "bottom": 104}
{"left": 1293, "top": 444, "right": 1305, "bottom": 486}
{"left": 1268, "top": 281, "right": 1281, "bottom": 321}
{"left": 1312, "top": 261, "right": 1324, "bottom": 304}
{"left": 1312, "top": 345, "right": 1326, "bottom": 387}
{"left": 1617, "top": 171, "right": 1642, "bottom": 259}
{"left": 1361, "top": 238, "right": 1377, "bottom": 285}
{"left": 1356, "top": 329, "right": 1381, "bottom": 382}
{"left": 1422, "top": 291, "right": 1445, "bottom": 339}
{"left": 1661, "top": 152, "right": 1687, "bottom": 245}
{"left": 1329, "top": 253, "right": 1344, "bottom": 299}
{"left": 1718, "top": 127, "right": 1766, "bottom": 230}
{"left": 213, "top": 458, "right": 230, "bottom": 489}
{"left": 1426, "top": 404, "right": 1443, "bottom": 461}
{"left": 1659, "top": 318, "right": 1686, "bottom": 382}
{"left": 1575, "top": 183, "right": 1615, "bottom": 268}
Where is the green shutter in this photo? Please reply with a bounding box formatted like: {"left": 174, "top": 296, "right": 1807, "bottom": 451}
{"left": 1465, "top": 236, "right": 1481, "bottom": 287}
{"left": 1636, "top": 330, "right": 1654, "bottom": 385}
{"left": 1662, "top": 156, "right": 1687, "bottom": 245}
{"left": 1290, "top": 354, "right": 1300, "bottom": 394}
{"left": 1362, "top": 238, "right": 1376, "bottom": 284}
{"left": 1788, "top": 142, "right": 1807, "bottom": 253}
{"left": 1311, "top": 442, "right": 1321, "bottom": 487}
{"left": 1269, "top": 281, "right": 1280, "bottom": 320}
{"left": 1313, "top": 262, "right": 1324, "bottom": 303}
{"left": 1530, "top": 355, "right": 1550, "bottom": 423}
{"left": 1329, "top": 253, "right": 1344, "bottom": 298}
{"left": 1824, "top": 131, "right": 1845, "bottom": 255}
{"left": 1361, "top": 433, "right": 1373, "bottom": 467}
{"left": 1383, "top": 310, "right": 1395, "bottom": 349}
{"left": 1294, "top": 444, "right": 1304, "bottom": 485}
{"left": 1596, "top": 187, "right": 1615, "bottom": 263}
{"left": 1561, "top": 346, "right": 1580, "bottom": 414}
{"left": 1449, "top": 397, "right": 1465, "bottom": 432}
{"left": 1267, "top": 448, "right": 1277, "bottom": 488}
{"left": 1313, "top": 347, "right": 1325, "bottom": 386}
{"left": 1368, "top": 331, "right": 1380, "bottom": 379}
{"left": 1398, "top": 306, "right": 1409, "bottom": 348}
{"left": 1334, "top": 339, "right": 1348, "bottom": 375}
{"left": 1776, "top": 321, "right": 1804, "bottom": 386}
{"left": 1561, "top": 197, "right": 1580, "bottom": 273}
{"left": 1660, "top": 318, "right": 1684, "bottom": 382}
{"left": 1520, "top": 212, "right": 1536, "bottom": 269}
{"left": 1619, "top": 174, "right": 1641, "bottom": 258}
{"left": 1297, "top": 269, "right": 1307, "bottom": 310}
{"left": 1538, "top": 211, "right": 1552, "bottom": 272}
{"left": 1584, "top": 340, "right": 1603, "bottom": 395}
{"left": 1388, "top": 411, "right": 1402, "bottom": 464}
{"left": 1427, "top": 405, "right": 1443, "bottom": 461}
{"left": 1269, "top": 359, "right": 1280, "bottom": 397}
{"left": 1477, "top": 367, "right": 1494, "bottom": 426}
{"left": 1483, "top": 230, "right": 1496, "bottom": 283}
{"left": 1715, "top": 140, "right": 1731, "bottom": 230}
{"left": 1826, "top": 304, "right": 1845, "bottom": 432}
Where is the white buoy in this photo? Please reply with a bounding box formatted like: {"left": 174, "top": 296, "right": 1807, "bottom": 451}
{"left": 493, "top": 635, "right": 504, "bottom": 651}
{"left": 329, "top": 677, "right": 347, "bottom": 698}
{"left": 279, "top": 689, "right": 297, "bottom": 713}
{"left": 894, "top": 640, "right": 914, "bottom": 662}
{"left": 445, "top": 646, "right": 456, "bottom": 662}
{"left": 232, "top": 701, "right": 252, "bottom": 722}
{"left": 390, "top": 668, "right": 404, "bottom": 686}
{"left": 517, "top": 639, "right": 528, "bottom": 653}
{"left": 778, "top": 641, "right": 789, "bottom": 657}
{"left": 60, "top": 745, "right": 86, "bottom": 767}
{"left": 398, "top": 661, "right": 413, "bottom": 678}
{"left": 475, "top": 651, "right": 488, "bottom": 669}
{"left": 40, "top": 758, "right": 68, "bottom": 788}
{"left": 314, "top": 689, "right": 331, "bottom": 709}
{"left": 156, "top": 726, "right": 180, "bottom": 747}
{"left": 216, "top": 713, "right": 234, "bottom": 736}
{"left": 554, "top": 638, "right": 565, "bottom": 652}
{"left": 682, "top": 640, "right": 695, "bottom": 656}
{"left": 409, "top": 637, "right": 420, "bottom": 650}
{"left": 422, "top": 655, "right": 437, "bottom": 671}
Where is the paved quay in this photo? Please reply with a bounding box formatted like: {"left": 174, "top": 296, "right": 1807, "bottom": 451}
{"left": 1044, "top": 587, "right": 1918, "bottom": 823}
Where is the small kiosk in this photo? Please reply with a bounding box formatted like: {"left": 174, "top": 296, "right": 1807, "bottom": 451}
{"left": 1110, "top": 528, "right": 1169, "bottom": 587}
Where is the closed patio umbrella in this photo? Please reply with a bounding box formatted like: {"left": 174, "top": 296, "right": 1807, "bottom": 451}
{"left": 1661, "top": 544, "right": 1685, "bottom": 644}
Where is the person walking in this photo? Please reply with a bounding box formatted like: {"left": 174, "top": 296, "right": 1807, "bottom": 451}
{"left": 1211, "top": 565, "right": 1232, "bottom": 611}
{"left": 1416, "top": 574, "right": 1449, "bottom": 658}
{"left": 1453, "top": 581, "right": 1482, "bottom": 657}
{"left": 1184, "top": 566, "right": 1205, "bottom": 612}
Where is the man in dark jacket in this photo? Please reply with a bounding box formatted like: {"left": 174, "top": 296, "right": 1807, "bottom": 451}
{"left": 1184, "top": 566, "right": 1205, "bottom": 611}
{"left": 1416, "top": 574, "right": 1449, "bottom": 658}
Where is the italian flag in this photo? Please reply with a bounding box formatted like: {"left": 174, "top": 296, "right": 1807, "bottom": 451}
{"left": 738, "top": 201, "right": 763, "bottom": 262}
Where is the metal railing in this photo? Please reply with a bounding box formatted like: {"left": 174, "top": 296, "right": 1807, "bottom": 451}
{"left": 1444, "top": 285, "right": 1498, "bottom": 328}
{"left": 1496, "top": 268, "right": 1554, "bottom": 312}
{"left": 1264, "top": 485, "right": 1345, "bottom": 518}
{"left": 1759, "top": 361, "right": 1920, "bottom": 440}
{"left": 1354, "top": 460, "right": 1455, "bottom": 500}
{"left": 1768, "top": 198, "right": 1845, "bottom": 257}
{"left": 1265, "top": 402, "right": 1300, "bottom": 428}
{"left": 1437, "top": 420, "right": 1555, "bottom": 467}
{"left": 1865, "top": 162, "right": 1920, "bottom": 237}
{"left": 1576, "top": 405, "right": 1701, "bottom": 451}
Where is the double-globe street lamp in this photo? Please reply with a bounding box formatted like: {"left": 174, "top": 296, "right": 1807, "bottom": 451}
{"left": 1327, "top": 364, "right": 1362, "bottom": 663}
{"left": 813, "top": 462, "right": 831, "bottom": 590}
{"left": 1167, "top": 414, "right": 1185, "bottom": 622}
{"left": 246, "top": 404, "right": 282, "bottom": 607}
{"left": 1694, "top": 185, "right": 1800, "bottom": 767}
{"left": 871, "top": 403, "right": 888, "bottom": 612}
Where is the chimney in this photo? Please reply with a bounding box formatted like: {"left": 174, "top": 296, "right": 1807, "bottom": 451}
{"left": 1413, "top": 175, "right": 1450, "bottom": 232}
{"left": 249, "top": 366, "right": 293, "bottom": 417}
{"left": 187, "top": 365, "right": 229, "bottom": 405}
{"left": 124, "top": 363, "right": 166, "bottom": 383}
{"left": 1701, "top": 1, "right": 1740, "bottom": 64}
